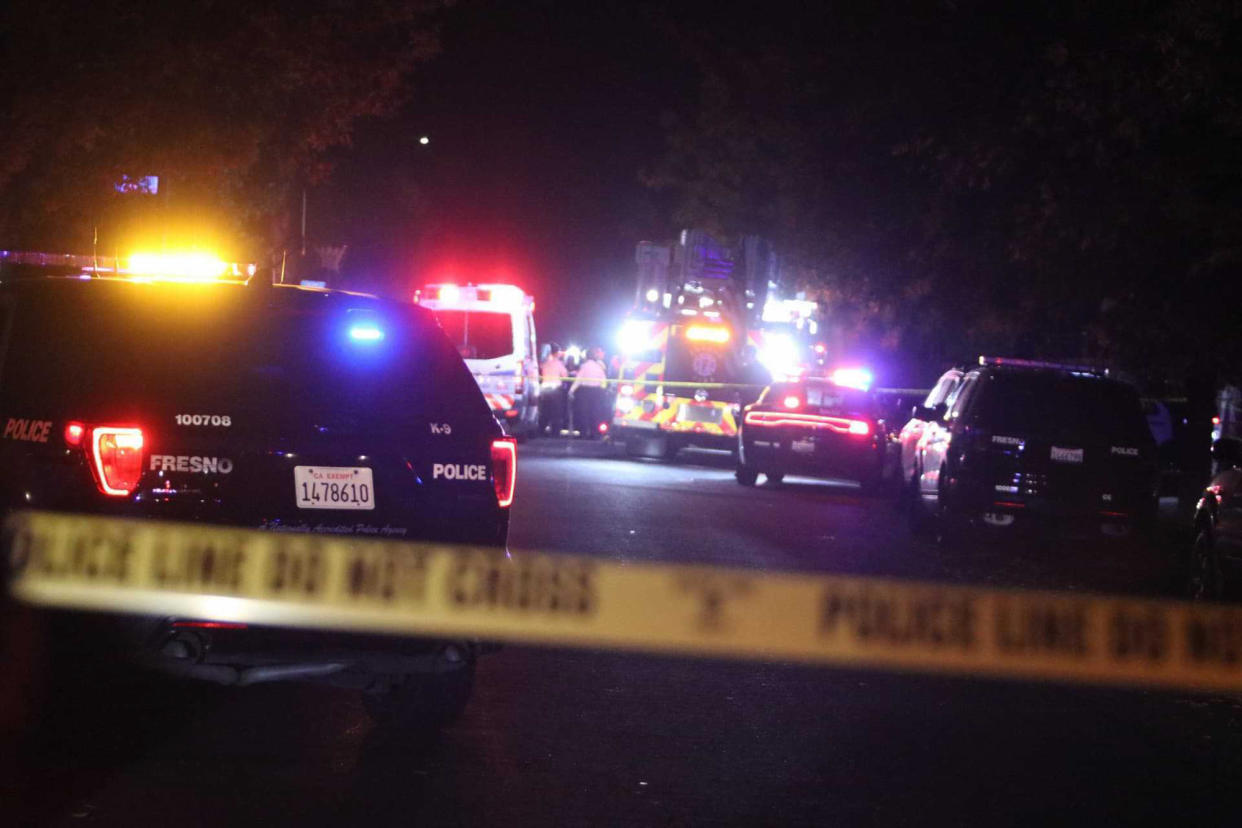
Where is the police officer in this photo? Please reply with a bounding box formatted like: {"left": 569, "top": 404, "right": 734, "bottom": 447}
{"left": 570, "top": 346, "right": 608, "bottom": 439}
{"left": 540, "top": 343, "right": 569, "bottom": 435}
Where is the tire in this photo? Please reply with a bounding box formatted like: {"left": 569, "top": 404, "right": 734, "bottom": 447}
{"left": 859, "top": 469, "right": 884, "bottom": 497}
{"left": 363, "top": 659, "right": 476, "bottom": 731}
{"left": 735, "top": 463, "right": 758, "bottom": 486}
{"left": 624, "top": 434, "right": 667, "bottom": 460}
{"left": 1186, "top": 526, "right": 1225, "bottom": 601}
{"left": 662, "top": 437, "right": 681, "bottom": 462}
{"left": 933, "top": 467, "right": 964, "bottom": 547}
{"left": 907, "top": 472, "right": 933, "bottom": 539}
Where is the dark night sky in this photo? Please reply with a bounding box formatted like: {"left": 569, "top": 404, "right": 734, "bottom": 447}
{"left": 315, "top": 0, "right": 692, "bottom": 346}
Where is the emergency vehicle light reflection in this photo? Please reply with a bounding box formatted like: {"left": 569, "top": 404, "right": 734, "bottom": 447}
{"left": 618, "top": 319, "right": 653, "bottom": 354}
{"left": 685, "top": 325, "right": 730, "bottom": 344}
{"left": 830, "top": 367, "right": 873, "bottom": 391}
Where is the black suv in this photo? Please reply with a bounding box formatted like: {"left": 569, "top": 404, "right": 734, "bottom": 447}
{"left": 1, "top": 274, "right": 515, "bottom": 727}
{"left": 910, "top": 357, "right": 1159, "bottom": 540}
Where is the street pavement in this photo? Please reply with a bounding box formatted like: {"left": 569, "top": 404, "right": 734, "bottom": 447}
{"left": 5, "top": 438, "right": 1242, "bottom": 826}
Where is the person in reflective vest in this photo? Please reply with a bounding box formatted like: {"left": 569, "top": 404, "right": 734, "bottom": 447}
{"left": 570, "top": 346, "right": 608, "bottom": 438}
{"left": 540, "top": 343, "right": 569, "bottom": 435}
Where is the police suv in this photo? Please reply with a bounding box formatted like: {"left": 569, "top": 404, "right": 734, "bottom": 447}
{"left": 0, "top": 266, "right": 516, "bottom": 728}
{"left": 909, "top": 357, "right": 1158, "bottom": 541}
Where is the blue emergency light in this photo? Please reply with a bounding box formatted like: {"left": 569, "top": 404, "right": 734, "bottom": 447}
{"left": 348, "top": 323, "right": 385, "bottom": 342}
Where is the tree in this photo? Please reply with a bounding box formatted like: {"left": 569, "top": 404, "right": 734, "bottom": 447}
{"left": 648, "top": 1, "right": 1242, "bottom": 386}
{"left": 0, "top": 0, "right": 447, "bottom": 257}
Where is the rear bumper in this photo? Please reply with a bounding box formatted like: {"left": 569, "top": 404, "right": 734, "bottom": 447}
{"left": 42, "top": 609, "right": 489, "bottom": 688}
{"left": 612, "top": 421, "right": 735, "bottom": 451}
{"left": 951, "top": 487, "right": 1157, "bottom": 537}
{"left": 741, "top": 432, "right": 883, "bottom": 481}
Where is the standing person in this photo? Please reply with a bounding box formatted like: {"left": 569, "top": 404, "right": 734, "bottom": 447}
{"left": 570, "top": 346, "right": 608, "bottom": 439}
{"left": 539, "top": 343, "right": 569, "bottom": 436}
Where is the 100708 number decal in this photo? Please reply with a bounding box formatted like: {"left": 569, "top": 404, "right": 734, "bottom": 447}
{"left": 175, "top": 414, "right": 232, "bottom": 427}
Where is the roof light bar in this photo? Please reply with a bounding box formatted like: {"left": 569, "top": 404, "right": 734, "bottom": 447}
{"left": 978, "top": 356, "right": 1108, "bottom": 375}
{"left": 830, "top": 367, "right": 873, "bottom": 391}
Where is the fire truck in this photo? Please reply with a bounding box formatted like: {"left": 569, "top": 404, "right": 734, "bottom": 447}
{"left": 610, "top": 230, "right": 821, "bottom": 459}
{"left": 414, "top": 283, "right": 540, "bottom": 437}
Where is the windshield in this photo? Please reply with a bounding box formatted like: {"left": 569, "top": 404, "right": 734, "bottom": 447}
{"left": 764, "top": 382, "right": 875, "bottom": 417}
{"left": 433, "top": 309, "right": 515, "bottom": 360}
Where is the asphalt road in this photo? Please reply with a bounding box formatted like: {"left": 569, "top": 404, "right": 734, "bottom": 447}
{"left": 6, "top": 439, "right": 1242, "bottom": 826}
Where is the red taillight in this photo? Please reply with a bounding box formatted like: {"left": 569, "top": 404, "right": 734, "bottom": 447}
{"left": 490, "top": 437, "right": 517, "bottom": 508}
{"left": 745, "top": 411, "right": 873, "bottom": 437}
{"left": 89, "top": 426, "right": 145, "bottom": 496}
{"left": 783, "top": 395, "right": 801, "bottom": 409}
{"left": 598, "top": 422, "right": 609, "bottom": 434}
{"left": 172, "top": 621, "right": 248, "bottom": 630}
{"left": 64, "top": 421, "right": 85, "bottom": 447}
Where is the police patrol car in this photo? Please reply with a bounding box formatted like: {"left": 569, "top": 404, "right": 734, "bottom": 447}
{"left": 0, "top": 255, "right": 516, "bottom": 728}
{"left": 736, "top": 368, "right": 888, "bottom": 491}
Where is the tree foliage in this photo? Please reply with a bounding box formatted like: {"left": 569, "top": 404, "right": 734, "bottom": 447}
{"left": 0, "top": 0, "right": 446, "bottom": 256}
{"left": 649, "top": 1, "right": 1242, "bottom": 384}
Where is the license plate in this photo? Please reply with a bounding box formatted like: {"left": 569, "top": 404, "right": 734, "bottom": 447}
{"left": 680, "top": 404, "right": 722, "bottom": 424}
{"left": 294, "top": 466, "right": 375, "bottom": 510}
{"left": 792, "top": 438, "right": 816, "bottom": 455}
{"left": 1050, "top": 446, "right": 1084, "bottom": 464}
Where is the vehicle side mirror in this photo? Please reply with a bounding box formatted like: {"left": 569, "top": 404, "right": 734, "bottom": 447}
{"left": 1212, "top": 438, "right": 1242, "bottom": 468}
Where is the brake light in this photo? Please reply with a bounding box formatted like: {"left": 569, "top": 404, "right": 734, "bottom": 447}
{"left": 744, "top": 411, "right": 873, "bottom": 436}
{"left": 64, "top": 421, "right": 86, "bottom": 447}
{"left": 490, "top": 437, "right": 517, "bottom": 508}
{"left": 783, "top": 395, "right": 801, "bottom": 409}
{"left": 172, "top": 621, "right": 248, "bottom": 630}
{"left": 89, "top": 426, "right": 145, "bottom": 496}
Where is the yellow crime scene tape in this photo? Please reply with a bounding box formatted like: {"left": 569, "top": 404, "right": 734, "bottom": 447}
{"left": 541, "top": 375, "right": 931, "bottom": 395}
{"left": 7, "top": 510, "right": 1242, "bottom": 693}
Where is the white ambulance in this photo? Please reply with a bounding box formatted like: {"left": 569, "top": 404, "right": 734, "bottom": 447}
{"left": 415, "top": 283, "right": 540, "bottom": 436}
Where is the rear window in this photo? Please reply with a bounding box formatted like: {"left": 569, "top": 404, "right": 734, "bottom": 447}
{"left": 433, "top": 310, "right": 514, "bottom": 360}
{"left": 977, "top": 373, "right": 1151, "bottom": 443}
{"left": 765, "top": 382, "right": 874, "bottom": 417}
{"left": 0, "top": 282, "right": 491, "bottom": 433}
